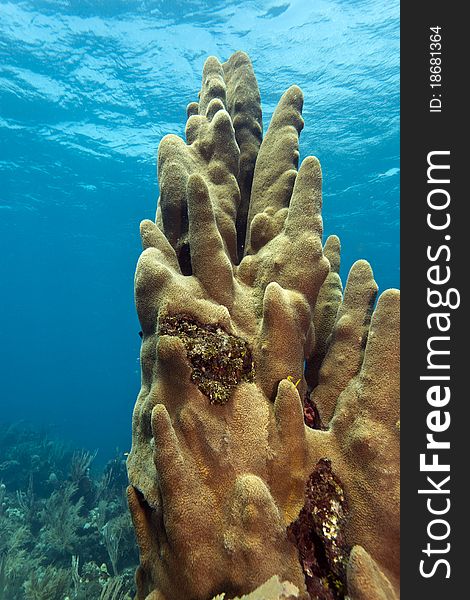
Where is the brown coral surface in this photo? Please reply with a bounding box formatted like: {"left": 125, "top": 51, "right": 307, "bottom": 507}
{"left": 127, "top": 51, "right": 399, "bottom": 600}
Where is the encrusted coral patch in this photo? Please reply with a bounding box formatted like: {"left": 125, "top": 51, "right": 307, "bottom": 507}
{"left": 303, "top": 392, "right": 325, "bottom": 430}
{"left": 159, "top": 314, "right": 255, "bottom": 404}
{"left": 287, "top": 459, "right": 350, "bottom": 600}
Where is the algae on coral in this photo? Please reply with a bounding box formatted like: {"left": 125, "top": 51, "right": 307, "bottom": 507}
{"left": 159, "top": 314, "right": 255, "bottom": 404}
{"left": 287, "top": 459, "right": 349, "bottom": 600}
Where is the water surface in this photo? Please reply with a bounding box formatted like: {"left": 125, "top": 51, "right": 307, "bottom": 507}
{"left": 0, "top": 0, "right": 399, "bottom": 456}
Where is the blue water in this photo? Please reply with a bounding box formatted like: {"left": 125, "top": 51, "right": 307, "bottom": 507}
{"left": 0, "top": 0, "right": 399, "bottom": 458}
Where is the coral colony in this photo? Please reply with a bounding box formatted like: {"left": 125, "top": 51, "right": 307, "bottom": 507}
{"left": 127, "top": 52, "right": 400, "bottom": 600}
{"left": 0, "top": 425, "right": 138, "bottom": 599}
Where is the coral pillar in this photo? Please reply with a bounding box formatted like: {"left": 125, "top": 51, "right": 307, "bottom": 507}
{"left": 127, "top": 51, "right": 399, "bottom": 600}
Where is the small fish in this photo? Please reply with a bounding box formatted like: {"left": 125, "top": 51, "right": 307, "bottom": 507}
{"left": 287, "top": 375, "right": 301, "bottom": 388}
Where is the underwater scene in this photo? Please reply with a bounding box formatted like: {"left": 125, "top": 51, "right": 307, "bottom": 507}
{"left": 0, "top": 1, "right": 399, "bottom": 599}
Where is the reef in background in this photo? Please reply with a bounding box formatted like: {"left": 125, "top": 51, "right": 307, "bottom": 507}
{"left": 0, "top": 422, "right": 138, "bottom": 600}
{"left": 127, "top": 51, "right": 399, "bottom": 600}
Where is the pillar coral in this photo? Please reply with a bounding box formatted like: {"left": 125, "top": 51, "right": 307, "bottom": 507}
{"left": 127, "top": 51, "right": 400, "bottom": 600}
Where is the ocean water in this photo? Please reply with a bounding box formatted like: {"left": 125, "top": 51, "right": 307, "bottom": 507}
{"left": 0, "top": 0, "right": 399, "bottom": 458}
